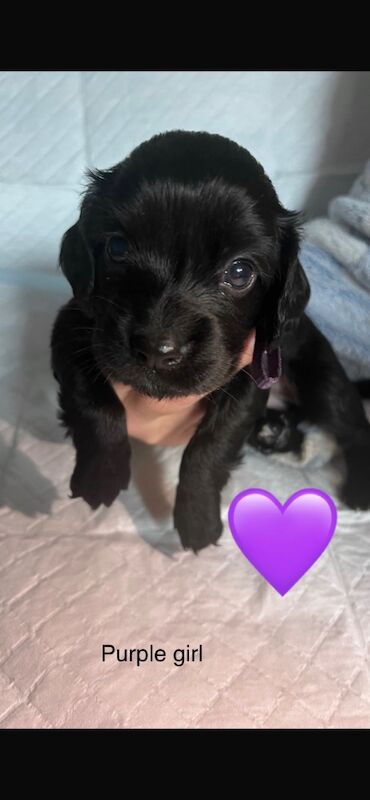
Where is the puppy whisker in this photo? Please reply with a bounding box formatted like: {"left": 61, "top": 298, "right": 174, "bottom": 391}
{"left": 218, "top": 386, "right": 239, "bottom": 403}
{"left": 239, "top": 366, "right": 253, "bottom": 379}
{"left": 72, "top": 327, "right": 105, "bottom": 333}
{"left": 73, "top": 344, "right": 106, "bottom": 357}
{"left": 94, "top": 295, "right": 123, "bottom": 311}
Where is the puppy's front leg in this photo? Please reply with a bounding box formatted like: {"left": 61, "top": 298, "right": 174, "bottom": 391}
{"left": 67, "top": 396, "right": 131, "bottom": 510}
{"left": 51, "top": 304, "right": 131, "bottom": 510}
{"left": 174, "top": 379, "right": 267, "bottom": 552}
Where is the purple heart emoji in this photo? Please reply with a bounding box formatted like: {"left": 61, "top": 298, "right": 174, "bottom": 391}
{"left": 228, "top": 488, "right": 337, "bottom": 596}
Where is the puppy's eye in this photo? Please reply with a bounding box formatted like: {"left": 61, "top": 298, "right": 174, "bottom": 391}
{"left": 222, "top": 260, "right": 256, "bottom": 291}
{"left": 106, "top": 235, "right": 128, "bottom": 262}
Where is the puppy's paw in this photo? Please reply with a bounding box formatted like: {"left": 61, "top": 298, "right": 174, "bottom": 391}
{"left": 342, "top": 441, "right": 370, "bottom": 510}
{"left": 175, "top": 517, "right": 223, "bottom": 553}
{"left": 174, "top": 493, "right": 223, "bottom": 553}
{"left": 70, "top": 446, "right": 130, "bottom": 510}
{"left": 251, "top": 410, "right": 304, "bottom": 455}
{"left": 342, "top": 476, "right": 370, "bottom": 511}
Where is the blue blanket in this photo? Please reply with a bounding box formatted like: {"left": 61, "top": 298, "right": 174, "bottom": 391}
{"left": 301, "top": 159, "right": 370, "bottom": 381}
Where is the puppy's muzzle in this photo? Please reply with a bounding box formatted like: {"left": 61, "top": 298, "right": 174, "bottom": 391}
{"left": 130, "top": 334, "right": 190, "bottom": 371}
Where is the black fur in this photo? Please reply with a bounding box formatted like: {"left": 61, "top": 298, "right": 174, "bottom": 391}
{"left": 51, "top": 130, "right": 370, "bottom": 551}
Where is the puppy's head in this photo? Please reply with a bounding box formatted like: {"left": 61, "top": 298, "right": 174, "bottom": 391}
{"left": 60, "top": 130, "right": 309, "bottom": 398}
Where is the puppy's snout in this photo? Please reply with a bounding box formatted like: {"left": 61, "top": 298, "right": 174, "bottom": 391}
{"left": 130, "top": 334, "right": 187, "bottom": 370}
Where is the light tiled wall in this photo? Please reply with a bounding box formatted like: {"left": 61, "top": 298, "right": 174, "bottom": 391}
{"left": 81, "top": 71, "right": 370, "bottom": 218}
{"left": 0, "top": 71, "right": 369, "bottom": 276}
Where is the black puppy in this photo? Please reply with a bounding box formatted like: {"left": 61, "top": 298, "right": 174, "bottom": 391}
{"left": 51, "top": 130, "right": 370, "bottom": 551}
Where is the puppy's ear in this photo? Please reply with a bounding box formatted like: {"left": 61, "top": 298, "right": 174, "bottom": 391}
{"left": 249, "top": 210, "right": 310, "bottom": 389}
{"left": 260, "top": 209, "right": 310, "bottom": 345}
{"left": 59, "top": 222, "right": 94, "bottom": 299}
{"left": 274, "top": 209, "right": 310, "bottom": 338}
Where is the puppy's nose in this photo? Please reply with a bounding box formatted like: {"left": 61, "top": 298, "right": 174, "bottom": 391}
{"left": 130, "top": 335, "right": 184, "bottom": 370}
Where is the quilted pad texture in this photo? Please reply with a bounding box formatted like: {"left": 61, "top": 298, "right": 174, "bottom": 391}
{"left": 1, "top": 71, "right": 370, "bottom": 729}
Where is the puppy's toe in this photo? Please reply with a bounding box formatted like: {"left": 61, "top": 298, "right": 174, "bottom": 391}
{"left": 342, "top": 479, "right": 370, "bottom": 511}
{"left": 186, "top": 524, "right": 223, "bottom": 554}
{"left": 252, "top": 411, "right": 304, "bottom": 455}
{"left": 174, "top": 509, "right": 223, "bottom": 553}
{"left": 342, "top": 440, "right": 370, "bottom": 510}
